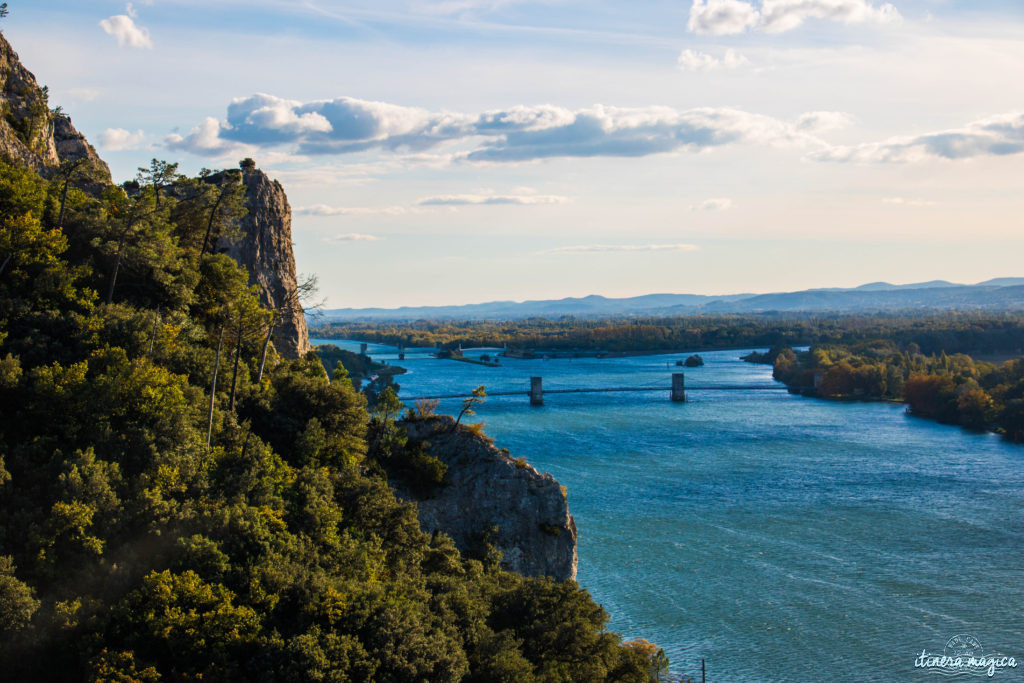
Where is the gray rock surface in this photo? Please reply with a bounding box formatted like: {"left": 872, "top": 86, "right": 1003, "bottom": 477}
{"left": 220, "top": 167, "right": 310, "bottom": 358}
{"left": 0, "top": 34, "right": 111, "bottom": 190}
{"left": 400, "top": 416, "right": 577, "bottom": 581}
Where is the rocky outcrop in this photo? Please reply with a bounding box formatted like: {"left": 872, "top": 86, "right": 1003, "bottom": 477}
{"left": 51, "top": 115, "right": 111, "bottom": 194}
{"left": 0, "top": 34, "right": 110, "bottom": 191}
{"left": 218, "top": 166, "right": 310, "bottom": 358}
{"left": 400, "top": 416, "right": 577, "bottom": 581}
{"left": 0, "top": 32, "right": 306, "bottom": 356}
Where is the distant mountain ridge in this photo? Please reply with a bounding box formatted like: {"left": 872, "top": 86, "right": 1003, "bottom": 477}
{"left": 316, "top": 278, "right": 1024, "bottom": 321}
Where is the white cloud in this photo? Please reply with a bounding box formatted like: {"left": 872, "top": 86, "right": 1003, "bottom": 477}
{"left": 811, "top": 112, "right": 1024, "bottom": 163}
{"left": 417, "top": 192, "right": 569, "bottom": 206}
{"left": 678, "top": 48, "right": 750, "bottom": 72}
{"left": 165, "top": 117, "right": 251, "bottom": 158}
{"left": 228, "top": 94, "right": 333, "bottom": 138}
{"left": 99, "top": 11, "right": 153, "bottom": 49}
{"left": 99, "top": 127, "right": 146, "bottom": 151}
{"left": 796, "top": 111, "right": 855, "bottom": 132}
{"left": 464, "top": 105, "right": 819, "bottom": 162}
{"left": 297, "top": 204, "right": 406, "bottom": 216}
{"left": 882, "top": 197, "right": 936, "bottom": 207}
{"left": 169, "top": 95, "right": 824, "bottom": 162}
{"left": 759, "top": 0, "right": 900, "bottom": 33}
{"left": 687, "top": 0, "right": 900, "bottom": 35}
{"left": 690, "top": 197, "right": 734, "bottom": 211}
{"left": 688, "top": 0, "right": 760, "bottom": 35}
{"left": 544, "top": 244, "right": 701, "bottom": 254}
{"left": 331, "top": 233, "right": 385, "bottom": 241}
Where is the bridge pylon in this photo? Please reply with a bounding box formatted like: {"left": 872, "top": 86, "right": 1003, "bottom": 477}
{"left": 672, "top": 373, "right": 686, "bottom": 402}
{"left": 530, "top": 377, "right": 544, "bottom": 406}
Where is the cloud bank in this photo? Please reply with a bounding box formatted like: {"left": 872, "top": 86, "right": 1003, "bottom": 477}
{"left": 166, "top": 95, "right": 1024, "bottom": 166}
{"left": 812, "top": 112, "right": 1024, "bottom": 162}
{"left": 167, "top": 93, "right": 823, "bottom": 162}
{"left": 688, "top": 0, "right": 900, "bottom": 35}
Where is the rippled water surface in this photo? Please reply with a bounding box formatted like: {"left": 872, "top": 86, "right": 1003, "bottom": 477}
{"left": 314, "top": 340, "right": 1024, "bottom": 681}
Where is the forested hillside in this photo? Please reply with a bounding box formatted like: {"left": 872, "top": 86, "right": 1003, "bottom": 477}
{"left": 315, "top": 314, "right": 1024, "bottom": 357}
{"left": 0, "top": 51, "right": 665, "bottom": 680}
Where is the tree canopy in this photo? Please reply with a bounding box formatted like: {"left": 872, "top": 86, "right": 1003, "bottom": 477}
{"left": 0, "top": 156, "right": 666, "bottom": 681}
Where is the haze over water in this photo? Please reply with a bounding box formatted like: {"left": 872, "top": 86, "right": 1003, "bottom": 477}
{"left": 315, "top": 340, "right": 1024, "bottom": 682}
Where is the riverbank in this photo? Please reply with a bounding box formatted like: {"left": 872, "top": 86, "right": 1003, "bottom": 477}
{"left": 379, "top": 345, "right": 1024, "bottom": 681}
{"left": 500, "top": 345, "right": 760, "bottom": 360}
{"left": 764, "top": 344, "right": 1023, "bottom": 441}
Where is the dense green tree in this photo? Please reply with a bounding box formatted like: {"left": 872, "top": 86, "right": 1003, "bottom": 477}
{"left": 0, "top": 555, "right": 38, "bottom": 635}
{"left": 136, "top": 159, "right": 180, "bottom": 207}
{"left": 771, "top": 340, "right": 1024, "bottom": 438}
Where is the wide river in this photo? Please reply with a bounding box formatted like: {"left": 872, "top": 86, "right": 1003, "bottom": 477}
{"left": 314, "top": 339, "right": 1024, "bottom": 682}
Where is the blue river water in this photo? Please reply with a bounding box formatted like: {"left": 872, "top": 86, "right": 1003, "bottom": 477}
{"left": 313, "top": 339, "right": 1024, "bottom": 682}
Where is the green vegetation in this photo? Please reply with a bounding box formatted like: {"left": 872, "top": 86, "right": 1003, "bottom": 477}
{"left": 366, "top": 387, "right": 448, "bottom": 499}
{"left": 314, "top": 343, "right": 405, "bottom": 407}
{"left": 0, "top": 156, "right": 667, "bottom": 680}
{"left": 770, "top": 342, "right": 1024, "bottom": 440}
{"left": 314, "top": 313, "right": 1024, "bottom": 357}
{"left": 315, "top": 343, "right": 392, "bottom": 380}
{"left": 455, "top": 385, "right": 487, "bottom": 428}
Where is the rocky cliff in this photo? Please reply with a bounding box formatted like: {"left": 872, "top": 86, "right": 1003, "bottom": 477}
{"left": 0, "top": 34, "right": 110, "bottom": 192}
{"left": 400, "top": 416, "right": 578, "bottom": 581}
{"left": 218, "top": 166, "right": 310, "bottom": 358}
{"left": 0, "top": 33, "right": 308, "bottom": 358}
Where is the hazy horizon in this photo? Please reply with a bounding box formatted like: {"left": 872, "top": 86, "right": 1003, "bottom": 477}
{"left": 315, "top": 275, "right": 1023, "bottom": 310}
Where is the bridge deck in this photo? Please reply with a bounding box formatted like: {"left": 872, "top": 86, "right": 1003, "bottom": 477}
{"left": 404, "top": 385, "right": 782, "bottom": 401}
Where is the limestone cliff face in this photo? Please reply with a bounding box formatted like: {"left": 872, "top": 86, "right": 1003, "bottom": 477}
{"left": 219, "top": 167, "right": 310, "bottom": 358}
{"left": 400, "top": 416, "right": 578, "bottom": 581}
{"left": 0, "top": 34, "right": 110, "bottom": 191}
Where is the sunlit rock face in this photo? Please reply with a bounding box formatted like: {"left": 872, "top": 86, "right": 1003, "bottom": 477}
{"left": 400, "top": 416, "right": 578, "bottom": 581}
{"left": 219, "top": 166, "right": 310, "bottom": 359}
{"left": 0, "top": 34, "right": 111, "bottom": 192}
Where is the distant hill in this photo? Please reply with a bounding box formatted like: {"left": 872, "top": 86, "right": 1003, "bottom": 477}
{"left": 977, "top": 277, "right": 1024, "bottom": 288}
{"left": 316, "top": 279, "right": 1024, "bottom": 321}
{"left": 851, "top": 280, "right": 958, "bottom": 291}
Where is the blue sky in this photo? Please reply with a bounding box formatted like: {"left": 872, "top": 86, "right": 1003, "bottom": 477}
{"left": 12, "top": 0, "right": 1024, "bottom": 307}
